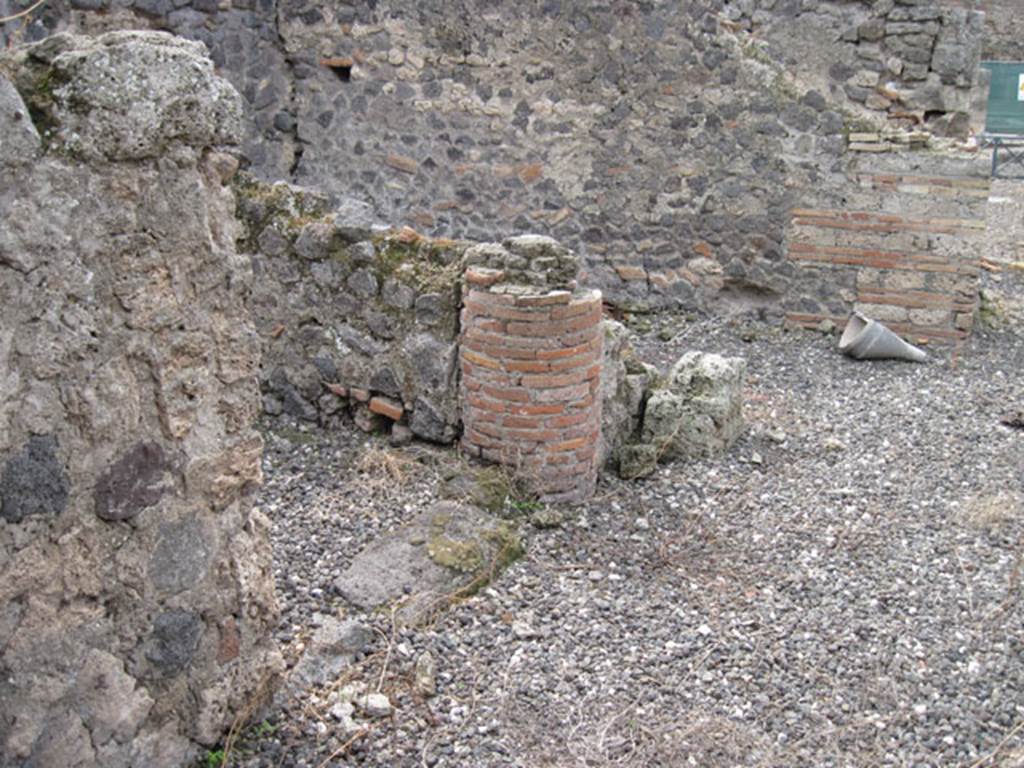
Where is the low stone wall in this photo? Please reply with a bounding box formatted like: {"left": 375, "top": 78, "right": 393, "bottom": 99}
{"left": 784, "top": 151, "right": 990, "bottom": 342}
{"left": 0, "top": 32, "right": 280, "bottom": 767}
{"left": 459, "top": 238, "right": 603, "bottom": 503}
{"left": 241, "top": 201, "right": 610, "bottom": 498}
{"left": 237, "top": 178, "right": 467, "bottom": 443}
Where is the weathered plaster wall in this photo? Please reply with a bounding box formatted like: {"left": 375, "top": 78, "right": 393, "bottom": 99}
{"left": 0, "top": 32, "right": 280, "bottom": 767}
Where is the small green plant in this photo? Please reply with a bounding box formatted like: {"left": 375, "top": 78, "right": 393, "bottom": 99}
{"left": 196, "top": 720, "right": 274, "bottom": 768}
{"left": 252, "top": 719, "right": 276, "bottom": 738}
{"left": 508, "top": 497, "right": 543, "bottom": 515}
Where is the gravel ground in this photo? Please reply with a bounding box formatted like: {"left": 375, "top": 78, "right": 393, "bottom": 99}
{"left": 229, "top": 315, "right": 1023, "bottom": 768}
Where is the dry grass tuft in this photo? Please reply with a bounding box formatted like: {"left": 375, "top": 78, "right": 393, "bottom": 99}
{"left": 961, "top": 491, "right": 1023, "bottom": 531}
{"left": 509, "top": 698, "right": 785, "bottom": 768}
{"left": 353, "top": 444, "right": 428, "bottom": 502}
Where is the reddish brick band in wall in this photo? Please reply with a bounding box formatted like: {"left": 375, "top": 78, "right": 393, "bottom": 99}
{"left": 459, "top": 287, "right": 603, "bottom": 503}
{"left": 787, "top": 201, "right": 984, "bottom": 343}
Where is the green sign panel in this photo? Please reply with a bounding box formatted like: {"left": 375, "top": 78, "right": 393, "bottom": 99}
{"left": 982, "top": 61, "right": 1024, "bottom": 136}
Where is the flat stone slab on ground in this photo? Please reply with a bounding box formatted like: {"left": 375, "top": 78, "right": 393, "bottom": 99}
{"left": 333, "top": 501, "right": 521, "bottom": 623}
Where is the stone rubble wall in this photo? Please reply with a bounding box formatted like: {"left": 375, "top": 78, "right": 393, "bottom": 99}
{"left": 264, "top": 0, "right": 847, "bottom": 315}
{"left": 943, "top": 0, "right": 1024, "bottom": 62}
{"left": 458, "top": 238, "right": 604, "bottom": 503}
{"left": 235, "top": 177, "right": 468, "bottom": 443}
{"left": 0, "top": 0, "right": 860, "bottom": 314}
{"left": 723, "top": 0, "right": 986, "bottom": 137}
{"left": 0, "top": 32, "right": 280, "bottom": 768}
{"left": 0, "top": 1, "right": 1009, "bottom": 318}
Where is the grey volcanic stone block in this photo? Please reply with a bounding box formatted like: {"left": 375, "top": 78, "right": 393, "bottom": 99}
{"left": 405, "top": 334, "right": 456, "bottom": 393}
{"left": 409, "top": 397, "right": 456, "bottom": 444}
{"left": 268, "top": 367, "right": 319, "bottom": 422}
{"left": 284, "top": 616, "right": 373, "bottom": 695}
{"left": 382, "top": 278, "right": 416, "bottom": 310}
{"left": 0, "top": 435, "right": 69, "bottom": 524}
{"left": 347, "top": 267, "right": 379, "bottom": 298}
{"left": 414, "top": 293, "right": 445, "bottom": 326}
{"left": 293, "top": 221, "right": 332, "bottom": 261}
{"left": 149, "top": 516, "right": 210, "bottom": 595}
{"left": 332, "top": 197, "right": 386, "bottom": 243}
{"left": 146, "top": 610, "right": 203, "bottom": 675}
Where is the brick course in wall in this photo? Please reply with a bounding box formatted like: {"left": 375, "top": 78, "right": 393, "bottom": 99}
{"left": 459, "top": 271, "right": 603, "bottom": 504}
{"left": 785, "top": 170, "right": 989, "bottom": 342}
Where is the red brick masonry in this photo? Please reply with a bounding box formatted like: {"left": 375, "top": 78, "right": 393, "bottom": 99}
{"left": 785, "top": 174, "right": 988, "bottom": 343}
{"left": 459, "top": 283, "right": 604, "bottom": 503}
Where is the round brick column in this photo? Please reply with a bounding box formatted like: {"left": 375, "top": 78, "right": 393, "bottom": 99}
{"left": 459, "top": 272, "right": 603, "bottom": 503}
